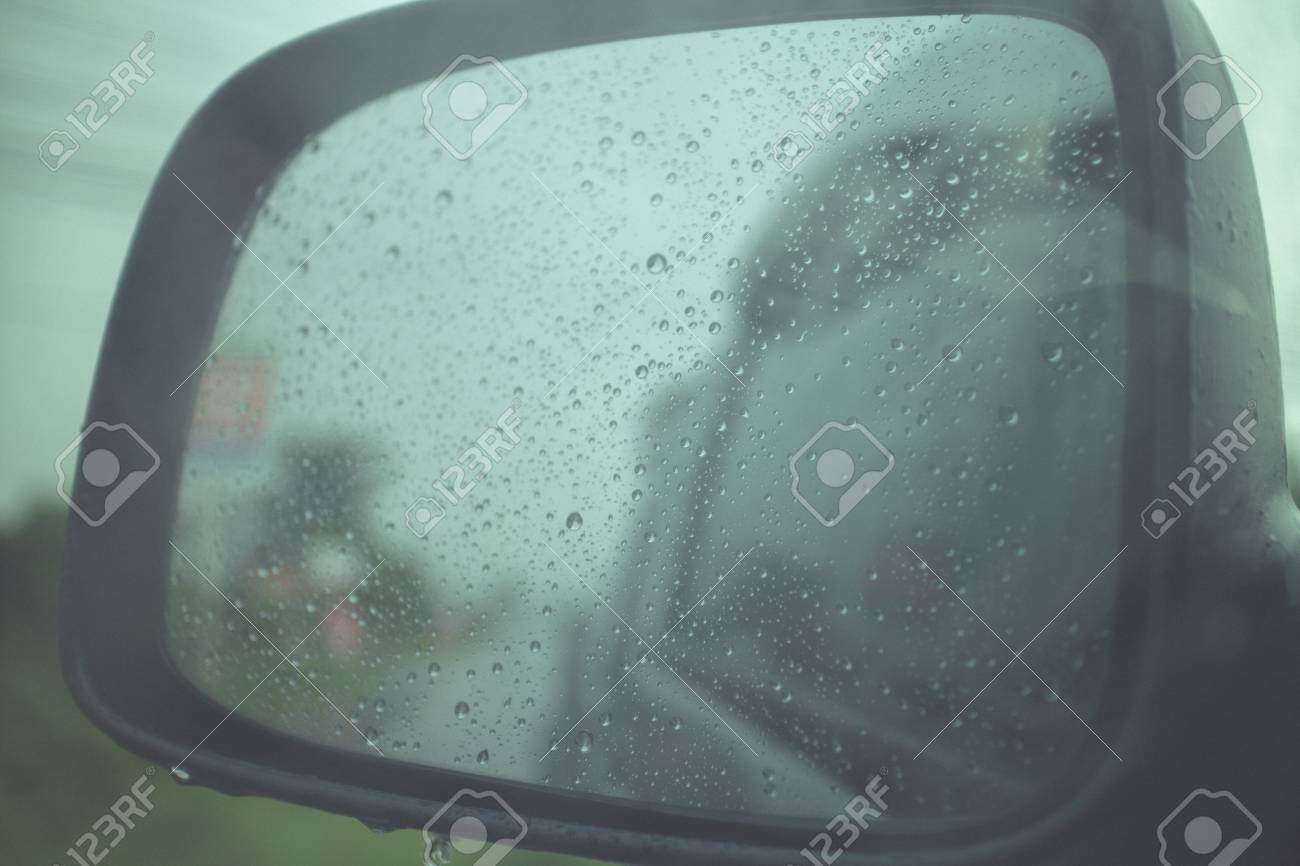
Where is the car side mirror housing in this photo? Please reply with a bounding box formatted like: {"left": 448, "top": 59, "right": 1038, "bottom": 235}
{"left": 60, "top": 0, "right": 1299, "bottom": 864}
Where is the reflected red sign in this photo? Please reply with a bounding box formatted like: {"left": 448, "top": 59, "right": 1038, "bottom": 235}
{"left": 191, "top": 357, "right": 273, "bottom": 445}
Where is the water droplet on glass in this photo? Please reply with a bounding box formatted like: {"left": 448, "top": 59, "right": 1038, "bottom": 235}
{"left": 427, "top": 836, "right": 454, "bottom": 865}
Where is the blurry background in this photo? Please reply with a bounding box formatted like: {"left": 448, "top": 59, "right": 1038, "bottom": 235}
{"left": 1, "top": 1, "right": 1296, "bottom": 864}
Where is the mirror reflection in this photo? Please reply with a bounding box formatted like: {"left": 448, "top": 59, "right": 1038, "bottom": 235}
{"left": 166, "top": 14, "right": 1129, "bottom": 822}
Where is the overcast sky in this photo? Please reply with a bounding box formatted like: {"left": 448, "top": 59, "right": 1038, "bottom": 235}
{"left": 1, "top": 0, "right": 1296, "bottom": 524}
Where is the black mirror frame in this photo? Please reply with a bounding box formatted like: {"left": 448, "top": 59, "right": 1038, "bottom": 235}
{"left": 60, "top": 0, "right": 1297, "bottom": 863}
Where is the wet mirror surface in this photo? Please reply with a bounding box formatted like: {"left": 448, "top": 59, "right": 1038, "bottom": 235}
{"left": 166, "top": 14, "right": 1129, "bottom": 822}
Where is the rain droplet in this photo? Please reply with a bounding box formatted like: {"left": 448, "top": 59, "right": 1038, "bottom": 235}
{"left": 427, "top": 836, "right": 453, "bottom": 865}
{"left": 646, "top": 253, "right": 668, "bottom": 274}
{"left": 566, "top": 511, "right": 583, "bottom": 530}
{"left": 454, "top": 701, "right": 469, "bottom": 719}
{"left": 577, "top": 731, "right": 594, "bottom": 753}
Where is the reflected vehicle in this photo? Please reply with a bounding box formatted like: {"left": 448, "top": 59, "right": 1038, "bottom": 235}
{"left": 60, "top": 0, "right": 1300, "bottom": 864}
{"left": 553, "top": 70, "right": 1129, "bottom": 819}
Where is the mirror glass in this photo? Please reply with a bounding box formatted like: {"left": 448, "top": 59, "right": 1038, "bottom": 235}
{"left": 165, "top": 13, "right": 1129, "bottom": 823}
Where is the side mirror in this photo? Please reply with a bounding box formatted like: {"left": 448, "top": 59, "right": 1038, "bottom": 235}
{"left": 60, "top": 0, "right": 1299, "bottom": 863}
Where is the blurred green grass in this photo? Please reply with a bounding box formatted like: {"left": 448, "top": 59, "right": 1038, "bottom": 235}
{"left": 0, "top": 506, "right": 610, "bottom": 866}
